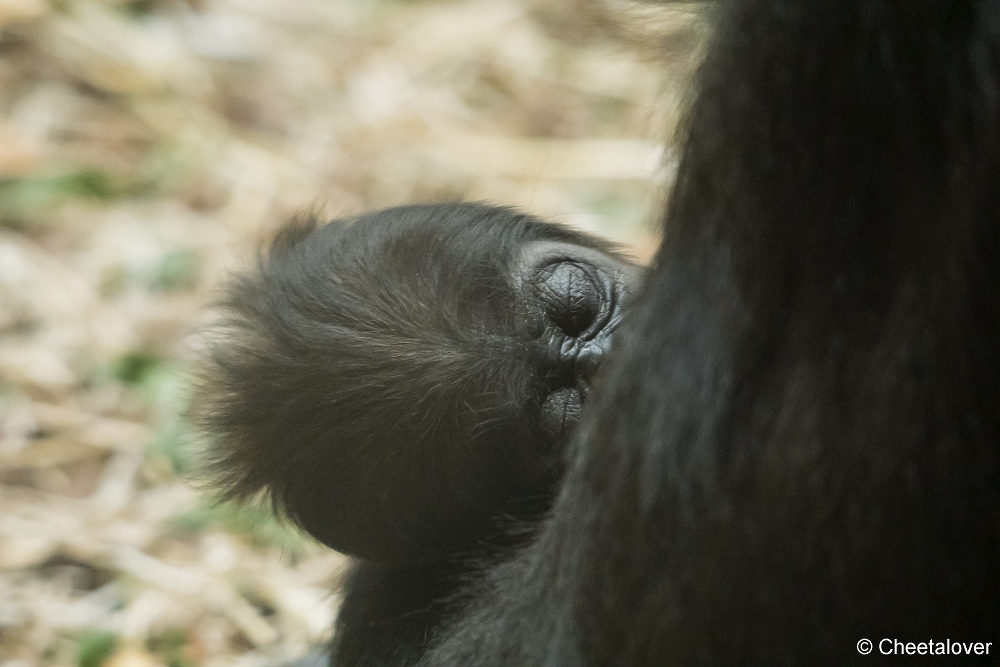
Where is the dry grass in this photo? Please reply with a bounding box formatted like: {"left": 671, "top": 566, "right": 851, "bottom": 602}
{"left": 0, "top": 0, "right": 699, "bottom": 664}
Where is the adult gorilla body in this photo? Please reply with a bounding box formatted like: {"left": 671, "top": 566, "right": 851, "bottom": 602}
{"left": 419, "top": 1, "right": 1000, "bottom": 664}
{"left": 200, "top": 0, "right": 1000, "bottom": 664}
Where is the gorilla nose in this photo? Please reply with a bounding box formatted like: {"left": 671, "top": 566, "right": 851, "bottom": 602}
{"left": 575, "top": 341, "right": 605, "bottom": 384}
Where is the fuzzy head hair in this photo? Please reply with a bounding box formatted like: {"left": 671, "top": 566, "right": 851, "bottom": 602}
{"left": 193, "top": 202, "right": 624, "bottom": 563}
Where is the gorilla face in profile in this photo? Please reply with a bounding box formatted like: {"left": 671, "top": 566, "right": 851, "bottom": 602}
{"left": 196, "top": 202, "right": 640, "bottom": 565}
{"left": 517, "top": 239, "right": 638, "bottom": 442}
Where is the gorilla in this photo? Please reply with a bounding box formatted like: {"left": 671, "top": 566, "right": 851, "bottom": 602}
{"left": 196, "top": 0, "right": 1000, "bottom": 664}
{"left": 195, "top": 204, "right": 641, "bottom": 664}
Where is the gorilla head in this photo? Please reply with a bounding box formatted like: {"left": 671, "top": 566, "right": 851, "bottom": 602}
{"left": 195, "top": 202, "right": 639, "bottom": 565}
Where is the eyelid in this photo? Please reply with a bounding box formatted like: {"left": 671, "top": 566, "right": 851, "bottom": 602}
{"left": 533, "top": 258, "right": 614, "bottom": 340}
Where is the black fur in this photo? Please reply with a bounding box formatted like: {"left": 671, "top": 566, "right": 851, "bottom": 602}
{"left": 198, "top": 0, "right": 1000, "bottom": 664}
{"left": 196, "top": 203, "right": 636, "bottom": 565}
{"left": 418, "top": 0, "right": 1000, "bottom": 664}
{"left": 330, "top": 560, "right": 474, "bottom": 666}
{"left": 194, "top": 203, "right": 639, "bottom": 664}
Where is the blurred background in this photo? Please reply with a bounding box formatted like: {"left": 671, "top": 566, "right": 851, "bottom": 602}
{"left": 0, "top": 0, "right": 698, "bottom": 665}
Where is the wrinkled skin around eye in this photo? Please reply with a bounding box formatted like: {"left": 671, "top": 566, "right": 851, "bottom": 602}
{"left": 536, "top": 262, "right": 605, "bottom": 339}
{"left": 514, "top": 241, "right": 642, "bottom": 447}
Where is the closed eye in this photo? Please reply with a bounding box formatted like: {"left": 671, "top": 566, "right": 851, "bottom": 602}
{"left": 536, "top": 261, "right": 603, "bottom": 338}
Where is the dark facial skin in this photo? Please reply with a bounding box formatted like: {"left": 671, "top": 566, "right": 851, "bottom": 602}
{"left": 194, "top": 203, "right": 641, "bottom": 566}
{"left": 515, "top": 241, "right": 640, "bottom": 443}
